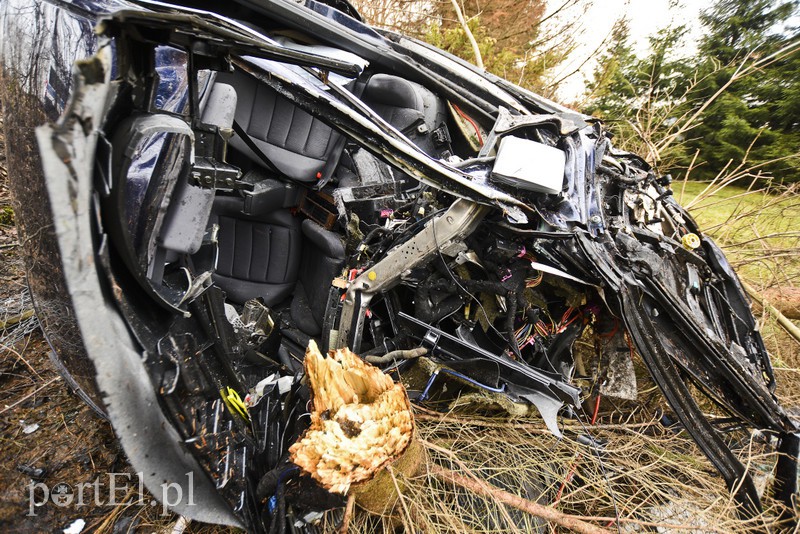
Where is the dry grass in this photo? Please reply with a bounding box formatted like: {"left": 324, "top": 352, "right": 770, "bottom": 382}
{"left": 330, "top": 406, "right": 787, "bottom": 533}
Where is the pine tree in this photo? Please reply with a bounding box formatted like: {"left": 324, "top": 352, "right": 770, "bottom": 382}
{"left": 684, "top": 0, "right": 800, "bottom": 181}
{"left": 583, "top": 0, "right": 800, "bottom": 182}
{"left": 583, "top": 21, "right": 693, "bottom": 169}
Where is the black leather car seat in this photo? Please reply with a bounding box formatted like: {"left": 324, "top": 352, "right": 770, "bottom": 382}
{"left": 208, "top": 71, "right": 443, "bottom": 320}
{"left": 210, "top": 194, "right": 301, "bottom": 306}
{"left": 208, "top": 66, "right": 346, "bottom": 306}
{"left": 290, "top": 219, "right": 346, "bottom": 337}
{"left": 216, "top": 69, "right": 346, "bottom": 183}
{"left": 361, "top": 73, "right": 451, "bottom": 158}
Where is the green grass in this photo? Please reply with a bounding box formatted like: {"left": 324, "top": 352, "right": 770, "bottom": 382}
{"left": 0, "top": 206, "right": 13, "bottom": 226}
{"left": 675, "top": 180, "right": 800, "bottom": 286}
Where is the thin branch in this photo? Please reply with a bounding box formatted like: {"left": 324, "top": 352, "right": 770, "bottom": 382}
{"left": 0, "top": 309, "right": 34, "bottom": 330}
{"left": 339, "top": 494, "right": 355, "bottom": 534}
{"left": 0, "top": 340, "right": 42, "bottom": 380}
{"left": 0, "top": 377, "right": 60, "bottom": 415}
{"left": 657, "top": 39, "right": 800, "bottom": 154}
{"left": 449, "top": 0, "right": 483, "bottom": 69}
{"left": 429, "top": 464, "right": 614, "bottom": 534}
{"left": 423, "top": 439, "right": 523, "bottom": 533}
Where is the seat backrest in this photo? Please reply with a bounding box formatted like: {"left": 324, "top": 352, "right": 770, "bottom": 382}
{"left": 158, "top": 82, "right": 237, "bottom": 256}
{"left": 210, "top": 195, "right": 302, "bottom": 306}
{"left": 290, "top": 219, "right": 346, "bottom": 337}
{"left": 217, "top": 70, "right": 345, "bottom": 183}
{"left": 361, "top": 73, "right": 452, "bottom": 158}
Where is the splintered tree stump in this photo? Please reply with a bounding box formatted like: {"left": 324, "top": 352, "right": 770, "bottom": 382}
{"left": 289, "top": 341, "right": 424, "bottom": 515}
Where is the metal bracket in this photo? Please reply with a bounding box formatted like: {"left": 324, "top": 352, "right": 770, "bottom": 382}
{"left": 334, "top": 199, "right": 488, "bottom": 350}
{"left": 190, "top": 157, "right": 250, "bottom": 191}
{"left": 422, "top": 329, "right": 441, "bottom": 350}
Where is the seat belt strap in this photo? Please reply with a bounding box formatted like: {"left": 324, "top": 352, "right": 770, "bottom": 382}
{"left": 231, "top": 120, "right": 282, "bottom": 176}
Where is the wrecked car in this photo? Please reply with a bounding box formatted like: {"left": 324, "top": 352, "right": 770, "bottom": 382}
{"left": 1, "top": 0, "right": 798, "bottom": 530}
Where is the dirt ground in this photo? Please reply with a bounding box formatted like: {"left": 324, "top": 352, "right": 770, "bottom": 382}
{"left": 0, "top": 101, "right": 119, "bottom": 532}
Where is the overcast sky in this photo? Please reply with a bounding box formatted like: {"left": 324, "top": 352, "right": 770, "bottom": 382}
{"left": 550, "top": 0, "right": 715, "bottom": 103}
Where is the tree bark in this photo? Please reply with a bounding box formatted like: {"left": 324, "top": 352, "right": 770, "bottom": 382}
{"left": 758, "top": 286, "right": 800, "bottom": 320}
{"left": 743, "top": 283, "right": 800, "bottom": 344}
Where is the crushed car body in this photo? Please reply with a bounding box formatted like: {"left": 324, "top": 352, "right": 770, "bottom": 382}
{"left": 1, "top": 0, "right": 798, "bottom": 530}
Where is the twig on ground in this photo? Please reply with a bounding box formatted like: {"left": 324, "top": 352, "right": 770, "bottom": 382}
{"left": 0, "top": 376, "right": 59, "bottom": 415}
{"left": 85, "top": 486, "right": 137, "bottom": 533}
{"left": 0, "top": 309, "right": 34, "bottom": 330}
{"left": 387, "top": 465, "right": 416, "bottom": 531}
{"left": 743, "top": 282, "right": 800, "bottom": 345}
{"left": 165, "top": 516, "right": 191, "bottom": 534}
{"left": 428, "top": 464, "right": 613, "bottom": 534}
{"left": 340, "top": 494, "right": 355, "bottom": 534}
{"left": 422, "top": 439, "right": 525, "bottom": 534}
{"left": 1, "top": 339, "right": 42, "bottom": 380}
{"left": 413, "top": 407, "right": 661, "bottom": 432}
{"left": 429, "top": 463, "right": 742, "bottom": 534}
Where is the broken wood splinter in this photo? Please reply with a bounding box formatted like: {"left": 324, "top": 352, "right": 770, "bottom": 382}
{"left": 289, "top": 340, "right": 423, "bottom": 514}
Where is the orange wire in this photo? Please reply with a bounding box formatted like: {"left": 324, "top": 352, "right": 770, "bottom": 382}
{"left": 452, "top": 103, "right": 483, "bottom": 145}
